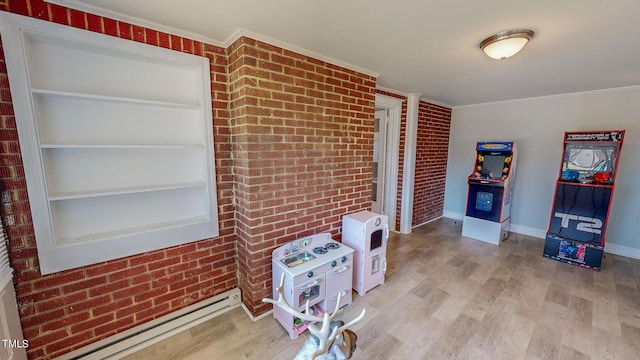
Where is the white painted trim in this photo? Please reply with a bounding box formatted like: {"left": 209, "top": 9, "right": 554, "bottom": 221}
{"left": 412, "top": 215, "right": 443, "bottom": 229}
{"left": 377, "top": 86, "right": 452, "bottom": 109}
{"left": 509, "top": 224, "right": 546, "bottom": 239}
{"left": 242, "top": 303, "right": 273, "bottom": 322}
{"left": 44, "top": 0, "right": 380, "bottom": 78}
{"left": 375, "top": 93, "right": 403, "bottom": 232}
{"left": 400, "top": 94, "right": 421, "bottom": 234}
{"left": 1, "top": 12, "right": 219, "bottom": 274}
{"left": 419, "top": 97, "right": 452, "bottom": 109}
{"left": 605, "top": 243, "right": 640, "bottom": 260}
{"left": 454, "top": 84, "right": 640, "bottom": 109}
{"left": 44, "top": 0, "right": 224, "bottom": 46}
{"left": 444, "top": 211, "right": 547, "bottom": 239}
{"left": 443, "top": 212, "right": 640, "bottom": 260}
{"left": 226, "top": 29, "right": 379, "bottom": 78}
{"left": 443, "top": 210, "right": 464, "bottom": 221}
{"left": 377, "top": 86, "right": 409, "bottom": 97}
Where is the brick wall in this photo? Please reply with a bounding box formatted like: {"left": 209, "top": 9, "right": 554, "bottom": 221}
{"left": 373, "top": 90, "right": 451, "bottom": 228}
{"left": 0, "top": 1, "right": 446, "bottom": 358}
{"left": 0, "top": 1, "right": 236, "bottom": 358}
{"left": 413, "top": 101, "right": 452, "bottom": 225}
{"left": 0, "top": 0, "right": 378, "bottom": 357}
{"left": 228, "top": 37, "right": 376, "bottom": 314}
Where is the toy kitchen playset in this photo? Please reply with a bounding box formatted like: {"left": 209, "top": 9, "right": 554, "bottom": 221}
{"left": 271, "top": 233, "right": 354, "bottom": 339}
{"left": 342, "top": 211, "right": 389, "bottom": 296}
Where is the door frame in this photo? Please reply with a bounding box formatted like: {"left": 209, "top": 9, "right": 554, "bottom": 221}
{"left": 374, "top": 93, "right": 402, "bottom": 232}
{"left": 372, "top": 109, "right": 387, "bottom": 215}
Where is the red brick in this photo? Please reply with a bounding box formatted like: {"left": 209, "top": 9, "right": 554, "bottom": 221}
{"left": 132, "top": 25, "right": 145, "bottom": 43}
{"left": 45, "top": 330, "right": 94, "bottom": 354}
{"left": 37, "top": 291, "right": 87, "bottom": 312}
{"left": 66, "top": 294, "right": 111, "bottom": 314}
{"left": 85, "top": 13, "right": 102, "bottom": 33}
{"left": 69, "top": 9, "right": 85, "bottom": 29}
{"left": 107, "top": 265, "right": 146, "bottom": 282}
{"left": 145, "top": 28, "right": 159, "bottom": 46}
{"left": 92, "top": 297, "right": 133, "bottom": 317}
{"left": 0, "top": 3, "right": 386, "bottom": 357}
{"left": 48, "top": 3, "right": 68, "bottom": 24}
{"left": 28, "top": 0, "right": 48, "bottom": 20}
{"left": 112, "top": 283, "right": 151, "bottom": 300}
{"left": 102, "top": 17, "right": 117, "bottom": 36}
{"left": 29, "top": 328, "right": 68, "bottom": 348}
{"left": 70, "top": 314, "right": 114, "bottom": 334}
{"left": 85, "top": 259, "right": 128, "bottom": 278}
{"left": 62, "top": 276, "right": 107, "bottom": 293}
{"left": 41, "top": 311, "right": 90, "bottom": 332}
{"left": 20, "top": 308, "right": 64, "bottom": 329}
{"left": 158, "top": 32, "right": 170, "bottom": 49}
{"left": 88, "top": 279, "right": 129, "bottom": 297}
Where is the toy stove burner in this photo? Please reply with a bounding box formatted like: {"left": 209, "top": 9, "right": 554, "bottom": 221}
{"left": 326, "top": 243, "right": 340, "bottom": 250}
{"left": 312, "top": 246, "right": 328, "bottom": 255}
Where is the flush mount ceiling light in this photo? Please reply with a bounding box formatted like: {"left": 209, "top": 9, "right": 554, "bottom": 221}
{"left": 480, "top": 29, "right": 535, "bottom": 60}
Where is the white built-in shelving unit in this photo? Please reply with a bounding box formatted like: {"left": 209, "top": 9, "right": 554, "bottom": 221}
{"left": 0, "top": 12, "right": 218, "bottom": 274}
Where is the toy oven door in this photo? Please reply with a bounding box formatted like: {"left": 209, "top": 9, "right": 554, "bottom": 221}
{"left": 292, "top": 274, "right": 325, "bottom": 311}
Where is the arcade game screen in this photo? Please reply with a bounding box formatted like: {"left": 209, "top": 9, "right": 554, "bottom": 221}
{"left": 562, "top": 144, "right": 618, "bottom": 182}
{"left": 480, "top": 154, "right": 506, "bottom": 179}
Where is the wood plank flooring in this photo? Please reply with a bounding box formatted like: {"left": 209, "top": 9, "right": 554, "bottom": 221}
{"left": 124, "top": 218, "right": 640, "bottom": 359}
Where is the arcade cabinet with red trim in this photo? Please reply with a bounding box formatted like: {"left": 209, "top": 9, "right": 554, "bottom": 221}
{"left": 462, "top": 142, "right": 517, "bottom": 245}
{"left": 543, "top": 130, "right": 625, "bottom": 271}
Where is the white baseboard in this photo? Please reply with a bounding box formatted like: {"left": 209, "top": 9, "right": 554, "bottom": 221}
{"left": 442, "top": 211, "right": 463, "bottom": 221}
{"left": 412, "top": 215, "right": 443, "bottom": 229}
{"left": 242, "top": 303, "right": 273, "bottom": 322}
{"left": 509, "top": 224, "right": 546, "bottom": 239}
{"left": 604, "top": 243, "right": 640, "bottom": 260}
{"left": 442, "top": 211, "right": 640, "bottom": 260}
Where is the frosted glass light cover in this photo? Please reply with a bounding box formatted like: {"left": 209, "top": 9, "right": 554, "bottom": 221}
{"left": 483, "top": 37, "right": 529, "bottom": 60}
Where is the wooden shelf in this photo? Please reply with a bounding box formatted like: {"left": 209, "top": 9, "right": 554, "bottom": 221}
{"left": 40, "top": 144, "right": 204, "bottom": 149}
{"left": 57, "top": 216, "right": 210, "bottom": 246}
{"left": 32, "top": 88, "right": 201, "bottom": 109}
{"left": 48, "top": 181, "right": 207, "bottom": 201}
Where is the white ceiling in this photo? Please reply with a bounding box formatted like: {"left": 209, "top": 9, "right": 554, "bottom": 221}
{"left": 69, "top": 0, "right": 640, "bottom": 107}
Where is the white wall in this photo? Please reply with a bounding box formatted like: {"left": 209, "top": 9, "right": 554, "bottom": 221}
{"left": 443, "top": 86, "right": 640, "bottom": 259}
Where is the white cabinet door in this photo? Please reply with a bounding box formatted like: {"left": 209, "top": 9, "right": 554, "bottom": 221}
{"left": 322, "top": 262, "right": 353, "bottom": 311}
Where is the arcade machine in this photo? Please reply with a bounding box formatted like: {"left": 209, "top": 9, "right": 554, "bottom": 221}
{"left": 543, "top": 130, "right": 625, "bottom": 271}
{"left": 462, "top": 142, "right": 517, "bottom": 245}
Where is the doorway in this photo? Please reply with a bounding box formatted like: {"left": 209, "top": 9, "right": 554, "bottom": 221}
{"left": 372, "top": 109, "right": 387, "bottom": 214}
{"left": 373, "top": 93, "right": 402, "bottom": 231}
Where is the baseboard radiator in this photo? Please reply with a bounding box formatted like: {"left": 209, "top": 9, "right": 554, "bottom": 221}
{"left": 57, "top": 288, "right": 241, "bottom": 360}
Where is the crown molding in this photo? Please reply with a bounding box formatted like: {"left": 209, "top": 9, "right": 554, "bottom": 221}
{"left": 419, "top": 97, "right": 452, "bottom": 109}
{"left": 45, "top": 0, "right": 379, "bottom": 78}
{"left": 45, "top": 0, "right": 225, "bottom": 46}
{"left": 377, "top": 85, "right": 409, "bottom": 97}
{"left": 454, "top": 85, "right": 640, "bottom": 109}
{"left": 224, "top": 28, "right": 379, "bottom": 78}
{"left": 377, "top": 86, "right": 452, "bottom": 109}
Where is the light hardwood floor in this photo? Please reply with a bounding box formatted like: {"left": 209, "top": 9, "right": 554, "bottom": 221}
{"left": 124, "top": 218, "right": 640, "bottom": 359}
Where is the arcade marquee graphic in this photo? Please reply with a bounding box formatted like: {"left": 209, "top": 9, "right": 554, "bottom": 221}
{"left": 543, "top": 130, "right": 625, "bottom": 271}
